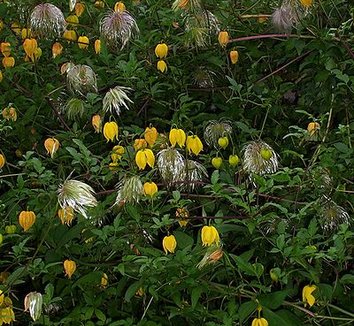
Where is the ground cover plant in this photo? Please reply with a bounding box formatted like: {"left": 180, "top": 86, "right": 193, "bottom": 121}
{"left": 0, "top": 0, "right": 353, "bottom": 325}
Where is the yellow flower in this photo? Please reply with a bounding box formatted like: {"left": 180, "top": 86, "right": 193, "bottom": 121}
{"left": 302, "top": 284, "right": 316, "bottom": 307}
{"left": 251, "top": 317, "right": 269, "bottom": 326}
{"left": 103, "top": 121, "right": 119, "bottom": 142}
{"left": 0, "top": 307, "right": 15, "bottom": 324}
{"left": 155, "top": 43, "right": 168, "bottom": 59}
{"left": 5, "top": 225, "right": 17, "bottom": 234}
{"left": 75, "top": 3, "right": 86, "bottom": 17}
{"left": 19, "top": 211, "right": 36, "bottom": 232}
{"left": 2, "top": 57, "right": 15, "bottom": 68}
{"left": 0, "top": 154, "right": 5, "bottom": 169}
{"left": 228, "top": 154, "right": 239, "bottom": 167}
{"left": 21, "top": 28, "right": 32, "bottom": 39}
{"left": 211, "top": 157, "right": 222, "bottom": 169}
{"left": 169, "top": 128, "right": 186, "bottom": 147}
{"left": 94, "top": 1, "right": 105, "bottom": 8}
{"left": 300, "top": 0, "right": 312, "bottom": 8}
{"left": 114, "top": 1, "right": 126, "bottom": 12}
{"left": 91, "top": 114, "right": 102, "bottom": 133}
{"left": 78, "top": 36, "right": 89, "bottom": 49}
{"left": 218, "top": 136, "right": 229, "bottom": 149}
{"left": 63, "top": 29, "right": 77, "bottom": 42}
{"left": 157, "top": 60, "right": 167, "bottom": 73}
{"left": 0, "top": 42, "right": 11, "bottom": 57}
{"left": 2, "top": 107, "right": 17, "bottom": 121}
{"left": 218, "top": 31, "right": 229, "bottom": 47}
{"left": 229, "top": 50, "right": 239, "bottom": 64}
{"left": 66, "top": 14, "right": 79, "bottom": 25}
{"left": 11, "top": 22, "right": 21, "bottom": 35}
{"left": 57, "top": 207, "right": 75, "bottom": 226}
{"left": 63, "top": 259, "right": 77, "bottom": 279}
{"left": 307, "top": 122, "right": 320, "bottom": 136}
{"left": 23, "top": 38, "right": 38, "bottom": 61}
{"left": 135, "top": 149, "right": 155, "bottom": 170}
{"left": 44, "top": 137, "right": 60, "bottom": 158}
{"left": 133, "top": 138, "right": 148, "bottom": 151}
{"left": 143, "top": 182, "right": 158, "bottom": 197}
{"left": 111, "top": 145, "right": 125, "bottom": 162}
{"left": 101, "top": 273, "right": 108, "bottom": 288}
{"left": 52, "top": 42, "right": 63, "bottom": 58}
{"left": 162, "top": 235, "right": 177, "bottom": 254}
{"left": 144, "top": 126, "right": 158, "bottom": 146}
{"left": 201, "top": 225, "right": 220, "bottom": 246}
{"left": 94, "top": 39, "right": 101, "bottom": 54}
{"left": 186, "top": 135, "right": 203, "bottom": 155}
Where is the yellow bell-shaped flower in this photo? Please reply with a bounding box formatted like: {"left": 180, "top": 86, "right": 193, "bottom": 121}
{"left": 2, "top": 57, "right": 15, "bottom": 68}
{"left": 101, "top": 273, "right": 108, "bottom": 288}
{"left": 135, "top": 149, "right": 155, "bottom": 170}
{"left": 2, "top": 107, "right": 17, "bottom": 121}
{"left": 0, "top": 42, "right": 11, "bottom": 57}
{"left": 302, "top": 284, "right": 316, "bottom": 307}
{"left": 78, "top": 36, "right": 89, "bottom": 49}
{"left": 186, "top": 135, "right": 203, "bottom": 155}
{"left": 91, "top": 114, "right": 102, "bottom": 133}
{"left": 162, "top": 235, "right": 177, "bottom": 254}
{"left": 63, "top": 30, "right": 77, "bottom": 42}
{"left": 218, "top": 136, "right": 229, "bottom": 149}
{"left": 19, "top": 211, "right": 36, "bottom": 232}
{"left": 44, "top": 137, "right": 60, "bottom": 158}
{"left": 103, "top": 121, "right": 119, "bottom": 142}
{"left": 251, "top": 317, "right": 269, "bottom": 326}
{"left": 228, "top": 154, "right": 239, "bottom": 167}
{"left": 0, "top": 153, "right": 5, "bottom": 169}
{"left": 157, "top": 60, "right": 167, "bottom": 73}
{"left": 75, "top": 3, "right": 86, "bottom": 17}
{"left": 133, "top": 138, "right": 148, "bottom": 151}
{"left": 114, "top": 1, "right": 126, "bottom": 12}
{"left": 169, "top": 128, "right": 186, "bottom": 147}
{"left": 66, "top": 15, "right": 79, "bottom": 25}
{"left": 94, "top": 39, "right": 101, "bottom": 54}
{"left": 23, "top": 38, "right": 38, "bottom": 62}
{"left": 201, "top": 225, "right": 220, "bottom": 246}
{"left": 143, "top": 182, "right": 158, "bottom": 197}
{"left": 21, "top": 28, "right": 32, "bottom": 39}
{"left": 52, "top": 42, "right": 63, "bottom": 58}
{"left": 229, "top": 50, "right": 239, "bottom": 64}
{"left": 300, "top": 0, "right": 312, "bottom": 8}
{"left": 218, "top": 31, "right": 229, "bottom": 47}
{"left": 111, "top": 145, "right": 125, "bottom": 162}
{"left": 307, "top": 122, "right": 320, "bottom": 136}
{"left": 155, "top": 43, "right": 168, "bottom": 59}
{"left": 211, "top": 157, "right": 222, "bottom": 169}
{"left": 63, "top": 259, "right": 77, "bottom": 279}
{"left": 57, "top": 207, "right": 75, "bottom": 226}
{"left": 144, "top": 126, "right": 158, "bottom": 146}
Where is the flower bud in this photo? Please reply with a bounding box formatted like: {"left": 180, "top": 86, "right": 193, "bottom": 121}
{"left": 75, "top": 3, "right": 86, "bottom": 17}
{"left": 157, "top": 60, "right": 167, "bottom": 73}
{"left": 63, "top": 259, "right": 77, "bottom": 278}
{"left": 0, "top": 42, "right": 11, "bottom": 57}
{"left": 229, "top": 50, "right": 239, "bottom": 64}
{"left": 19, "top": 211, "right": 36, "bottom": 232}
{"left": 218, "top": 31, "right": 229, "bottom": 47}
{"left": 228, "top": 154, "right": 239, "bottom": 167}
{"left": 5, "top": 225, "right": 16, "bottom": 234}
{"left": 218, "top": 136, "right": 229, "bottom": 149}
{"left": 94, "top": 39, "right": 101, "bottom": 54}
{"left": 63, "top": 29, "right": 77, "bottom": 42}
{"left": 101, "top": 273, "right": 108, "bottom": 288}
{"left": 52, "top": 42, "right": 63, "bottom": 58}
{"left": 211, "top": 157, "right": 222, "bottom": 169}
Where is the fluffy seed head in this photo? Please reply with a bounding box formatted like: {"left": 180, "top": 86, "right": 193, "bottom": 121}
{"left": 103, "top": 86, "right": 133, "bottom": 116}
{"left": 320, "top": 196, "right": 350, "bottom": 231}
{"left": 115, "top": 175, "right": 144, "bottom": 205}
{"left": 66, "top": 64, "right": 97, "bottom": 95}
{"left": 204, "top": 120, "right": 232, "bottom": 148}
{"left": 272, "top": 2, "right": 298, "bottom": 33}
{"left": 157, "top": 148, "right": 186, "bottom": 186}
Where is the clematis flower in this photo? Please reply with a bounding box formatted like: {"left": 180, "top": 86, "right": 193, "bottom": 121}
{"left": 144, "top": 126, "right": 158, "bottom": 146}
{"left": 302, "top": 284, "right": 316, "bottom": 307}
{"left": 155, "top": 43, "right": 168, "bottom": 59}
{"left": 157, "top": 60, "right": 167, "bottom": 73}
{"left": 201, "top": 225, "right": 220, "bottom": 246}
{"left": 251, "top": 317, "right": 269, "bottom": 326}
{"left": 186, "top": 135, "right": 203, "bottom": 155}
{"left": 78, "top": 36, "right": 89, "bottom": 49}
{"left": 135, "top": 149, "right": 155, "bottom": 170}
{"left": 169, "top": 128, "right": 186, "bottom": 147}
{"left": 19, "top": 211, "right": 36, "bottom": 232}
{"left": 162, "top": 235, "right": 177, "bottom": 254}
{"left": 44, "top": 137, "right": 60, "bottom": 158}
{"left": 218, "top": 31, "right": 229, "bottom": 47}
{"left": 143, "top": 182, "right": 158, "bottom": 197}
{"left": 63, "top": 259, "right": 76, "bottom": 279}
{"left": 204, "top": 120, "right": 232, "bottom": 148}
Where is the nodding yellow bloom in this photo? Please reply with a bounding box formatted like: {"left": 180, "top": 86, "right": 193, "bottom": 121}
{"left": 19, "top": 211, "right": 36, "bottom": 232}
{"left": 114, "top": 1, "right": 126, "bottom": 12}
{"left": 52, "top": 42, "right": 63, "bottom": 58}
{"left": 143, "top": 181, "right": 158, "bottom": 197}
{"left": 21, "top": 28, "right": 32, "bottom": 39}
{"left": 66, "top": 15, "right": 79, "bottom": 25}
{"left": 103, "top": 121, "right": 119, "bottom": 142}
{"left": 94, "top": 39, "right": 101, "bottom": 54}
{"left": 186, "top": 135, "right": 203, "bottom": 155}
{"left": 0, "top": 42, "right": 11, "bottom": 57}
{"left": 23, "top": 38, "right": 38, "bottom": 61}
{"left": 134, "top": 138, "right": 148, "bottom": 151}
{"left": 91, "top": 114, "right": 102, "bottom": 133}
{"left": 101, "top": 273, "right": 108, "bottom": 288}
{"left": 57, "top": 207, "right": 75, "bottom": 226}
{"left": 228, "top": 154, "right": 239, "bottom": 167}
{"left": 44, "top": 137, "right": 60, "bottom": 158}
{"left": 162, "top": 235, "right": 177, "bottom": 254}
{"left": 144, "top": 126, "right": 158, "bottom": 146}
{"left": 5, "top": 225, "right": 16, "bottom": 234}
{"left": 218, "top": 136, "right": 229, "bottom": 149}
{"left": 169, "top": 128, "right": 186, "bottom": 147}
{"left": 63, "top": 29, "right": 77, "bottom": 42}
{"left": 135, "top": 149, "right": 155, "bottom": 170}
{"left": 63, "top": 259, "right": 76, "bottom": 279}
{"left": 300, "top": 0, "right": 312, "bottom": 8}
{"left": 94, "top": 0, "right": 105, "bottom": 8}
{"left": 2, "top": 107, "right": 17, "bottom": 121}
{"left": 229, "top": 50, "right": 239, "bottom": 64}
{"left": 155, "top": 43, "right": 168, "bottom": 59}
{"left": 75, "top": 2, "right": 86, "bottom": 17}
{"left": 201, "top": 225, "right": 220, "bottom": 246}
{"left": 2, "top": 57, "right": 15, "bottom": 68}
{"left": 307, "top": 122, "right": 320, "bottom": 136}
{"left": 0, "top": 306, "right": 15, "bottom": 324}
{"left": 78, "top": 36, "right": 89, "bottom": 49}
{"left": 302, "top": 284, "right": 316, "bottom": 307}
{"left": 251, "top": 317, "right": 269, "bottom": 326}
{"left": 111, "top": 145, "right": 125, "bottom": 162}
{"left": 0, "top": 154, "right": 5, "bottom": 169}
{"left": 157, "top": 60, "right": 167, "bottom": 73}
{"left": 218, "top": 31, "right": 229, "bottom": 47}
{"left": 11, "top": 22, "right": 21, "bottom": 35}
{"left": 211, "top": 157, "right": 222, "bottom": 169}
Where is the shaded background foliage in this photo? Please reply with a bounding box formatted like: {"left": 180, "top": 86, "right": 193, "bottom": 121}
{"left": 0, "top": 0, "right": 353, "bottom": 325}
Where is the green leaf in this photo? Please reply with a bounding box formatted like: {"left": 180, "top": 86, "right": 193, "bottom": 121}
{"left": 191, "top": 287, "right": 203, "bottom": 309}
{"left": 259, "top": 290, "right": 290, "bottom": 310}
{"left": 124, "top": 281, "right": 142, "bottom": 302}
{"left": 174, "top": 230, "right": 194, "bottom": 249}
{"left": 238, "top": 301, "right": 257, "bottom": 323}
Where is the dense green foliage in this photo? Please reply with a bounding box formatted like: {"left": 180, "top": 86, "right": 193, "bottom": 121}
{"left": 0, "top": 0, "right": 353, "bottom": 325}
